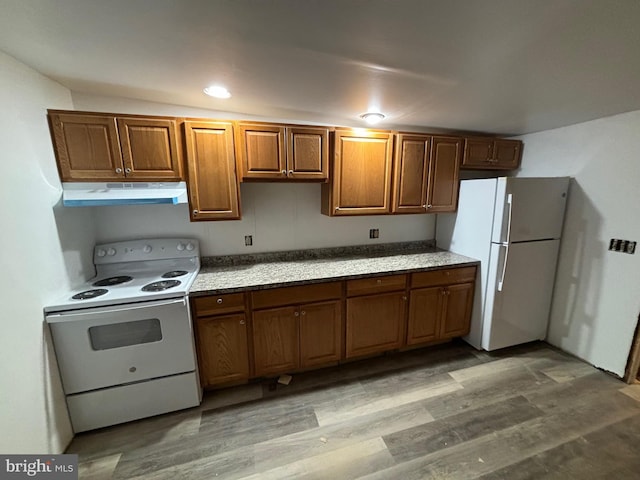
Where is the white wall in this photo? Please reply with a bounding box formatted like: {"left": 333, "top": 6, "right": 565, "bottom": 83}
{"left": 0, "top": 51, "right": 97, "bottom": 453}
{"left": 75, "top": 93, "right": 435, "bottom": 255}
{"left": 517, "top": 110, "right": 640, "bottom": 377}
{"left": 95, "top": 183, "right": 434, "bottom": 255}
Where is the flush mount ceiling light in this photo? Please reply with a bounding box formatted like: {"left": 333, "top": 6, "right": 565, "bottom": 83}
{"left": 203, "top": 85, "right": 231, "bottom": 99}
{"left": 360, "top": 112, "right": 386, "bottom": 125}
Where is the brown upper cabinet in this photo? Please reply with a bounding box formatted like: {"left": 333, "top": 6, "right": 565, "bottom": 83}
{"left": 48, "top": 111, "right": 183, "bottom": 181}
{"left": 462, "top": 137, "right": 522, "bottom": 170}
{"left": 183, "top": 121, "right": 241, "bottom": 221}
{"left": 391, "top": 135, "right": 462, "bottom": 214}
{"left": 321, "top": 129, "right": 394, "bottom": 216}
{"left": 235, "top": 123, "right": 329, "bottom": 181}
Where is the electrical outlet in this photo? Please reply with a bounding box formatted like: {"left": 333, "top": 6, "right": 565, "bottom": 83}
{"left": 369, "top": 228, "right": 379, "bottom": 239}
{"left": 608, "top": 238, "right": 636, "bottom": 254}
{"left": 244, "top": 235, "right": 253, "bottom": 246}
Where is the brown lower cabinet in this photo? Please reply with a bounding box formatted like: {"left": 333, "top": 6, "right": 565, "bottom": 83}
{"left": 345, "top": 292, "right": 407, "bottom": 358}
{"left": 196, "top": 313, "right": 250, "bottom": 387}
{"left": 407, "top": 267, "right": 476, "bottom": 346}
{"left": 252, "top": 300, "right": 342, "bottom": 376}
{"left": 193, "top": 265, "right": 476, "bottom": 388}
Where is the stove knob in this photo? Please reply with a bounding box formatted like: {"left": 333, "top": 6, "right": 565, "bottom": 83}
{"left": 107, "top": 248, "right": 117, "bottom": 256}
{"left": 96, "top": 249, "right": 106, "bottom": 257}
{"left": 186, "top": 242, "right": 195, "bottom": 251}
{"left": 177, "top": 243, "right": 186, "bottom": 251}
{"left": 143, "top": 245, "right": 152, "bottom": 254}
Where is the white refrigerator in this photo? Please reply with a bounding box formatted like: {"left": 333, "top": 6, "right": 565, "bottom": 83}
{"left": 436, "top": 177, "right": 569, "bottom": 351}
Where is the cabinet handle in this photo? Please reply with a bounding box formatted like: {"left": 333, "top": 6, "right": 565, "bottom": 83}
{"left": 216, "top": 298, "right": 223, "bottom": 304}
{"left": 281, "top": 170, "right": 287, "bottom": 175}
{"left": 288, "top": 170, "right": 294, "bottom": 176}
{"left": 294, "top": 311, "right": 300, "bottom": 317}
{"left": 115, "top": 167, "right": 123, "bottom": 174}
{"left": 301, "top": 310, "right": 306, "bottom": 315}
{"left": 239, "top": 319, "right": 245, "bottom": 325}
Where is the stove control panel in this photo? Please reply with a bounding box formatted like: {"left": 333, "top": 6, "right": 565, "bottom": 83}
{"left": 94, "top": 238, "right": 200, "bottom": 264}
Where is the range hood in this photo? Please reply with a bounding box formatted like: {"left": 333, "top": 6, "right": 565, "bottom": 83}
{"left": 61, "top": 182, "right": 188, "bottom": 207}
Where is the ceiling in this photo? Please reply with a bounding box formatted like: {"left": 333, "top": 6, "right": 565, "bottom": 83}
{"left": 1, "top": 0, "right": 640, "bottom": 135}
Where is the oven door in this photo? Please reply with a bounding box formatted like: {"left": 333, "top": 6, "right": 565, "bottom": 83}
{"left": 47, "top": 298, "right": 196, "bottom": 395}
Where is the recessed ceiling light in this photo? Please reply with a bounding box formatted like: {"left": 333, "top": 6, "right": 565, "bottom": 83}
{"left": 360, "top": 112, "right": 385, "bottom": 125}
{"left": 204, "top": 85, "right": 231, "bottom": 99}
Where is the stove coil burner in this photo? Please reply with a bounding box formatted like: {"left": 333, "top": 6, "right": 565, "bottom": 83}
{"left": 142, "top": 280, "right": 181, "bottom": 292}
{"left": 93, "top": 276, "right": 134, "bottom": 287}
{"left": 72, "top": 289, "right": 109, "bottom": 300}
{"left": 161, "top": 270, "right": 188, "bottom": 279}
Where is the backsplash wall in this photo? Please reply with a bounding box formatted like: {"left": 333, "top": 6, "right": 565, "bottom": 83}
{"left": 94, "top": 182, "right": 435, "bottom": 256}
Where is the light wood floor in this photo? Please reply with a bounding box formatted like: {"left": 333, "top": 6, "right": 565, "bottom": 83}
{"left": 69, "top": 341, "right": 640, "bottom": 479}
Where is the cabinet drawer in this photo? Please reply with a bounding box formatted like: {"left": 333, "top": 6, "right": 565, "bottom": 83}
{"left": 193, "top": 293, "right": 246, "bottom": 316}
{"left": 346, "top": 274, "right": 407, "bottom": 297}
{"left": 251, "top": 282, "right": 342, "bottom": 310}
{"left": 411, "top": 266, "right": 477, "bottom": 289}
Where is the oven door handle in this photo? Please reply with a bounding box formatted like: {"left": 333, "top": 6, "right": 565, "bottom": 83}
{"left": 46, "top": 298, "right": 186, "bottom": 322}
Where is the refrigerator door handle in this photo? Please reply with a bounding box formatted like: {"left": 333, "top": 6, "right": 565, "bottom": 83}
{"left": 498, "top": 243, "right": 509, "bottom": 292}
{"left": 505, "top": 193, "right": 513, "bottom": 244}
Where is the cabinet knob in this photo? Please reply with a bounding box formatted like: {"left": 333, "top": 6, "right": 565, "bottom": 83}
{"left": 281, "top": 170, "right": 287, "bottom": 175}
{"left": 125, "top": 167, "right": 132, "bottom": 174}
{"left": 294, "top": 311, "right": 300, "bottom": 317}
{"left": 427, "top": 204, "right": 433, "bottom": 209}
{"left": 193, "top": 209, "right": 198, "bottom": 216}
{"left": 216, "top": 298, "right": 223, "bottom": 304}
{"left": 288, "top": 170, "right": 294, "bottom": 176}
{"left": 239, "top": 319, "right": 245, "bottom": 325}
{"left": 422, "top": 204, "right": 427, "bottom": 209}
{"left": 115, "top": 167, "right": 123, "bottom": 174}
{"left": 301, "top": 310, "right": 306, "bottom": 315}
{"left": 402, "top": 296, "right": 407, "bottom": 301}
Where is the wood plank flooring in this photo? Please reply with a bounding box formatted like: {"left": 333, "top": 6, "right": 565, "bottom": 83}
{"left": 68, "top": 341, "right": 640, "bottom": 479}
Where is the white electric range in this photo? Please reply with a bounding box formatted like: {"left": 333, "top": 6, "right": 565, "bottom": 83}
{"left": 45, "top": 238, "right": 202, "bottom": 432}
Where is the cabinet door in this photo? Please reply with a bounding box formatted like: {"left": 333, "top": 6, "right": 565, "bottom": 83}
{"left": 184, "top": 121, "right": 241, "bottom": 220}
{"left": 328, "top": 130, "right": 394, "bottom": 215}
{"left": 253, "top": 306, "right": 299, "bottom": 376}
{"left": 462, "top": 137, "right": 493, "bottom": 168}
{"left": 49, "top": 112, "right": 124, "bottom": 181}
{"left": 117, "top": 117, "right": 182, "bottom": 180}
{"left": 196, "top": 313, "right": 249, "bottom": 387}
{"left": 391, "top": 134, "right": 430, "bottom": 213}
{"left": 426, "top": 136, "right": 461, "bottom": 213}
{"left": 287, "top": 127, "right": 329, "bottom": 180}
{"left": 493, "top": 140, "right": 522, "bottom": 169}
{"left": 299, "top": 300, "right": 342, "bottom": 368}
{"left": 407, "top": 287, "right": 443, "bottom": 345}
{"left": 237, "top": 123, "right": 286, "bottom": 179}
{"left": 440, "top": 283, "right": 474, "bottom": 339}
{"left": 346, "top": 292, "right": 406, "bottom": 358}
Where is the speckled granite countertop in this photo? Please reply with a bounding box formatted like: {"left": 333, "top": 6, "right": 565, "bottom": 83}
{"left": 189, "top": 241, "right": 479, "bottom": 296}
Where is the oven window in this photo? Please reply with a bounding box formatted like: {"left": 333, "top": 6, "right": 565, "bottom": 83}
{"left": 89, "top": 318, "right": 163, "bottom": 350}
